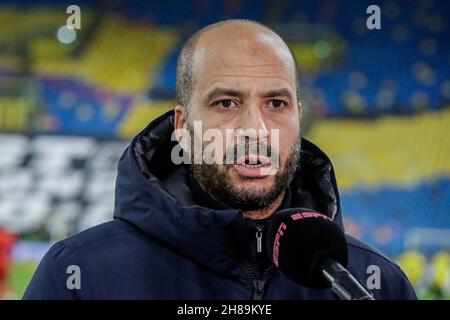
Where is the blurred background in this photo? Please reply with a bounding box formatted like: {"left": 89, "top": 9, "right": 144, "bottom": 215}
{"left": 0, "top": 0, "right": 449, "bottom": 299}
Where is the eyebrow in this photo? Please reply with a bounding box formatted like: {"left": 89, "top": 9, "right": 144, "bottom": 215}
{"left": 205, "top": 88, "right": 244, "bottom": 102}
{"left": 261, "top": 88, "right": 293, "bottom": 100}
{"left": 205, "top": 87, "right": 294, "bottom": 102}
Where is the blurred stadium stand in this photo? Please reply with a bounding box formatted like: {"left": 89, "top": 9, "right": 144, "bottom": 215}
{"left": 0, "top": 0, "right": 449, "bottom": 298}
{"left": 0, "top": 134, "right": 127, "bottom": 238}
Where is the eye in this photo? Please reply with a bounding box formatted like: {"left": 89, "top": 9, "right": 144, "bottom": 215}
{"left": 214, "top": 99, "right": 238, "bottom": 109}
{"left": 267, "top": 99, "right": 287, "bottom": 109}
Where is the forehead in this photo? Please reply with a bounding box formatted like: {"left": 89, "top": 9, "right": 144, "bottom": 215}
{"left": 192, "top": 27, "right": 297, "bottom": 94}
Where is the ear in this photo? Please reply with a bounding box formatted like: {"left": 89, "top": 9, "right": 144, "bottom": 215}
{"left": 297, "top": 101, "right": 302, "bottom": 115}
{"left": 174, "top": 105, "right": 188, "bottom": 141}
{"left": 173, "top": 105, "right": 191, "bottom": 154}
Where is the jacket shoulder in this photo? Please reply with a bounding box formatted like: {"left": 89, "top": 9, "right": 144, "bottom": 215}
{"left": 345, "top": 235, "right": 417, "bottom": 300}
{"left": 346, "top": 234, "right": 393, "bottom": 263}
{"left": 60, "top": 219, "right": 138, "bottom": 250}
{"left": 23, "top": 220, "right": 141, "bottom": 300}
{"left": 23, "top": 241, "right": 90, "bottom": 299}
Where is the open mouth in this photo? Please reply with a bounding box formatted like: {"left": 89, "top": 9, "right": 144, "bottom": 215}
{"left": 233, "top": 155, "right": 273, "bottom": 177}
{"left": 236, "top": 155, "right": 271, "bottom": 167}
{"left": 241, "top": 159, "right": 268, "bottom": 168}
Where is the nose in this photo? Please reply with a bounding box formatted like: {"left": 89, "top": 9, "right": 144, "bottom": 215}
{"left": 237, "top": 104, "right": 269, "bottom": 143}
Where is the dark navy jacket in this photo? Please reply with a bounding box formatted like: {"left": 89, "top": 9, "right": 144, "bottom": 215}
{"left": 23, "top": 111, "right": 417, "bottom": 300}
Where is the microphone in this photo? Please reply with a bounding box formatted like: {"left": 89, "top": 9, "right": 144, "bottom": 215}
{"left": 267, "top": 208, "right": 374, "bottom": 300}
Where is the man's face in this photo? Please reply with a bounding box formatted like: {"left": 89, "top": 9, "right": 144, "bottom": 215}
{"left": 177, "top": 26, "right": 302, "bottom": 212}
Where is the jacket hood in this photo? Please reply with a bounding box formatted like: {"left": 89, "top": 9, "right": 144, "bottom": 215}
{"left": 113, "top": 110, "right": 343, "bottom": 275}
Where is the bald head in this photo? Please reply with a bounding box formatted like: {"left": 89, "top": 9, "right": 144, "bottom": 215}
{"left": 176, "top": 19, "right": 299, "bottom": 109}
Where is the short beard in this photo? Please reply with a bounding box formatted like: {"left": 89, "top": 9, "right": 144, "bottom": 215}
{"left": 188, "top": 122, "right": 301, "bottom": 212}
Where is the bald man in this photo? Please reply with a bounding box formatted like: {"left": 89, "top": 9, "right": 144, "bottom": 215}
{"left": 24, "top": 20, "right": 416, "bottom": 300}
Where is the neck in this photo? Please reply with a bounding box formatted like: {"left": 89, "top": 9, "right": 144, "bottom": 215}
{"left": 242, "top": 191, "right": 285, "bottom": 220}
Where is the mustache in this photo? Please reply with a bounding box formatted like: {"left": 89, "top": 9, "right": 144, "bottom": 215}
{"left": 223, "top": 140, "right": 277, "bottom": 163}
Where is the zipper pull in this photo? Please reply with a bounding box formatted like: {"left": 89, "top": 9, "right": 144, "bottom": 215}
{"left": 256, "top": 225, "right": 263, "bottom": 253}
{"left": 252, "top": 280, "right": 266, "bottom": 300}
